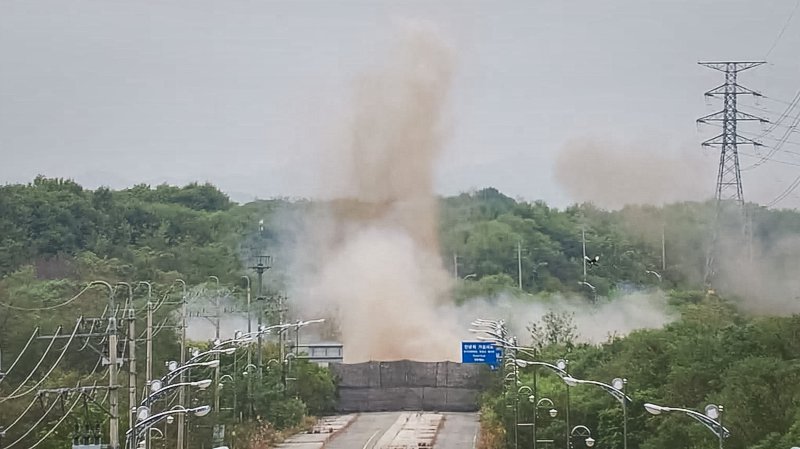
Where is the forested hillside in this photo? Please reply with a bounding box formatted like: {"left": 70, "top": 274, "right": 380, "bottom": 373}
{"left": 2, "top": 178, "right": 800, "bottom": 449}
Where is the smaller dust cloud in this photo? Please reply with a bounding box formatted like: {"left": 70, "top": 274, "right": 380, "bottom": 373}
{"left": 291, "top": 21, "right": 461, "bottom": 362}
{"left": 455, "top": 291, "right": 677, "bottom": 345}
{"left": 713, "top": 225, "right": 800, "bottom": 315}
{"left": 184, "top": 286, "right": 249, "bottom": 342}
{"left": 555, "top": 138, "right": 712, "bottom": 209}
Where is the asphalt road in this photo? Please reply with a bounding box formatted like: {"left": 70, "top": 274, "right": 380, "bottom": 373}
{"left": 323, "top": 412, "right": 479, "bottom": 449}
{"left": 435, "top": 412, "right": 480, "bottom": 449}
{"left": 324, "top": 412, "right": 402, "bottom": 449}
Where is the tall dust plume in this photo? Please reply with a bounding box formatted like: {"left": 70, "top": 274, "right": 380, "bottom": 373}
{"left": 291, "top": 23, "right": 461, "bottom": 362}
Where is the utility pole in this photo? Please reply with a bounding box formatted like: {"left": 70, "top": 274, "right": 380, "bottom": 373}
{"left": 517, "top": 242, "right": 523, "bottom": 290}
{"left": 208, "top": 276, "right": 221, "bottom": 431}
{"left": 581, "top": 227, "right": 587, "bottom": 282}
{"left": 453, "top": 253, "right": 458, "bottom": 279}
{"left": 661, "top": 225, "right": 666, "bottom": 272}
{"left": 91, "top": 281, "right": 119, "bottom": 449}
{"left": 175, "top": 279, "right": 187, "bottom": 449}
{"left": 114, "top": 282, "right": 136, "bottom": 439}
{"left": 134, "top": 281, "right": 154, "bottom": 449}
{"left": 249, "top": 256, "right": 271, "bottom": 377}
{"left": 241, "top": 276, "right": 252, "bottom": 420}
{"left": 697, "top": 61, "right": 767, "bottom": 287}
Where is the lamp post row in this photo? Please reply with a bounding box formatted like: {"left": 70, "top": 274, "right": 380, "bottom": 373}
{"left": 472, "top": 318, "right": 731, "bottom": 449}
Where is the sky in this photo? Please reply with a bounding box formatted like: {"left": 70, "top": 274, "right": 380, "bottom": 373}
{"left": 1, "top": 0, "right": 799, "bottom": 208}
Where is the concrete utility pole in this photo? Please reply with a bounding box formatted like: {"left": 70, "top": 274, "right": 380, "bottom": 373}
{"left": 661, "top": 225, "right": 667, "bottom": 271}
{"left": 249, "top": 256, "right": 271, "bottom": 377}
{"left": 136, "top": 281, "right": 153, "bottom": 449}
{"left": 90, "top": 281, "right": 119, "bottom": 449}
{"left": 175, "top": 279, "right": 187, "bottom": 449}
{"left": 208, "top": 276, "right": 221, "bottom": 424}
{"left": 453, "top": 253, "right": 458, "bottom": 279}
{"left": 697, "top": 61, "right": 766, "bottom": 287}
{"left": 517, "top": 241, "right": 523, "bottom": 290}
{"left": 241, "top": 275, "right": 252, "bottom": 420}
{"left": 581, "top": 227, "right": 587, "bottom": 282}
{"left": 114, "top": 282, "right": 136, "bottom": 437}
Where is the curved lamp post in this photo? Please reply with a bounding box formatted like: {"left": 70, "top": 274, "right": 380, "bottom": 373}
{"left": 644, "top": 402, "right": 730, "bottom": 449}
{"left": 162, "top": 359, "right": 219, "bottom": 384}
{"left": 569, "top": 425, "right": 595, "bottom": 448}
{"left": 140, "top": 379, "right": 212, "bottom": 406}
{"left": 516, "top": 359, "right": 569, "bottom": 449}
{"left": 522, "top": 396, "right": 557, "bottom": 449}
{"left": 645, "top": 270, "right": 662, "bottom": 282}
{"left": 563, "top": 376, "right": 631, "bottom": 449}
{"left": 128, "top": 405, "right": 210, "bottom": 449}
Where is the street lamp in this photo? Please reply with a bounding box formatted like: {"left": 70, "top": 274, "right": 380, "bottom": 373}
{"left": 128, "top": 406, "right": 210, "bottom": 449}
{"left": 563, "top": 376, "right": 631, "bottom": 449}
{"left": 644, "top": 402, "right": 730, "bottom": 449}
{"left": 525, "top": 396, "right": 557, "bottom": 449}
{"left": 185, "top": 347, "right": 236, "bottom": 365}
{"left": 516, "top": 359, "right": 569, "bottom": 449}
{"left": 645, "top": 270, "right": 662, "bottom": 282}
{"left": 141, "top": 379, "right": 212, "bottom": 406}
{"left": 569, "top": 425, "right": 595, "bottom": 448}
{"left": 512, "top": 385, "right": 534, "bottom": 449}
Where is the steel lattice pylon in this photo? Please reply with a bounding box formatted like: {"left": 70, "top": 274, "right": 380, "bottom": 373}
{"left": 697, "top": 61, "right": 767, "bottom": 286}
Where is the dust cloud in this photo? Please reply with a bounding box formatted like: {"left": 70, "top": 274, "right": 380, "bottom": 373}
{"left": 454, "top": 291, "right": 677, "bottom": 346}
{"left": 291, "top": 22, "right": 461, "bottom": 362}
{"left": 713, "top": 222, "right": 800, "bottom": 315}
{"left": 555, "top": 138, "right": 713, "bottom": 209}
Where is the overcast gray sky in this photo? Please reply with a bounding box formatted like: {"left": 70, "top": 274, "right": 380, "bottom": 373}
{"left": 2, "top": 0, "right": 799, "bottom": 207}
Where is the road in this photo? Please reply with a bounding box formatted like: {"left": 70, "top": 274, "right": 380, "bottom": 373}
{"left": 324, "top": 412, "right": 479, "bottom": 449}
{"left": 434, "top": 413, "right": 480, "bottom": 449}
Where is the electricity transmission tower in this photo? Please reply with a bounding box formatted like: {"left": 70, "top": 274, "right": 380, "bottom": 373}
{"left": 696, "top": 61, "right": 767, "bottom": 286}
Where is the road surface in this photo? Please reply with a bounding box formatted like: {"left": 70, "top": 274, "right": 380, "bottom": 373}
{"left": 324, "top": 411, "right": 479, "bottom": 449}
{"left": 435, "top": 412, "right": 480, "bottom": 449}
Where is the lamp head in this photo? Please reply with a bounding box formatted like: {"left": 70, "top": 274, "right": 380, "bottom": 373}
{"left": 206, "top": 359, "right": 221, "bottom": 368}
{"left": 136, "top": 406, "right": 150, "bottom": 422}
{"left": 556, "top": 359, "right": 567, "bottom": 370}
{"left": 213, "top": 338, "right": 221, "bottom": 347}
{"left": 166, "top": 361, "right": 179, "bottom": 372}
{"left": 194, "top": 379, "right": 213, "bottom": 390}
{"left": 612, "top": 377, "right": 625, "bottom": 390}
{"left": 549, "top": 408, "right": 558, "bottom": 418}
{"left": 234, "top": 331, "right": 243, "bottom": 340}
{"left": 166, "top": 416, "right": 174, "bottom": 424}
{"left": 644, "top": 403, "right": 663, "bottom": 415}
{"left": 585, "top": 437, "right": 595, "bottom": 447}
{"left": 563, "top": 376, "right": 579, "bottom": 387}
{"left": 515, "top": 359, "right": 528, "bottom": 368}
{"left": 705, "top": 404, "right": 720, "bottom": 420}
{"left": 221, "top": 347, "right": 236, "bottom": 355}
{"left": 193, "top": 405, "right": 211, "bottom": 417}
{"left": 150, "top": 379, "right": 163, "bottom": 392}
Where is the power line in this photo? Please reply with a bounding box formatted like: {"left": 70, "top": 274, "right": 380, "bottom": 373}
{"left": 766, "top": 174, "right": 800, "bottom": 207}
{"left": 0, "top": 328, "right": 39, "bottom": 384}
{"left": 0, "top": 319, "right": 81, "bottom": 402}
{"left": 0, "top": 284, "right": 92, "bottom": 311}
{"left": 765, "top": 0, "right": 800, "bottom": 59}
{"left": 2, "top": 392, "right": 63, "bottom": 448}
{"left": 0, "top": 326, "right": 62, "bottom": 402}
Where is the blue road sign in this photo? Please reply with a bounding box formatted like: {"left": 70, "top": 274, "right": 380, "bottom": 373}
{"left": 461, "top": 341, "right": 498, "bottom": 365}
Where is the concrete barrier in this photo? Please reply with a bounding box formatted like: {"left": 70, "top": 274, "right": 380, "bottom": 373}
{"left": 330, "top": 361, "right": 489, "bottom": 412}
